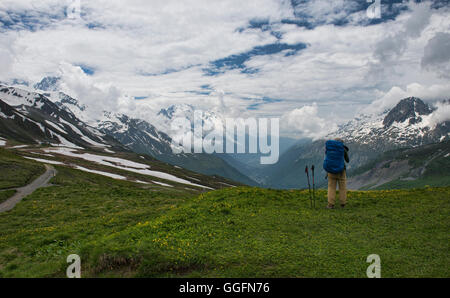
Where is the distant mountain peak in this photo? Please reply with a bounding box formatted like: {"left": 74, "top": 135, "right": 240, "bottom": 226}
{"left": 330, "top": 96, "right": 448, "bottom": 150}
{"left": 12, "top": 79, "right": 30, "bottom": 87}
{"left": 157, "top": 104, "right": 195, "bottom": 119}
{"left": 383, "top": 97, "right": 432, "bottom": 127}
{"left": 34, "top": 76, "right": 61, "bottom": 91}
{"left": 0, "top": 85, "right": 122, "bottom": 149}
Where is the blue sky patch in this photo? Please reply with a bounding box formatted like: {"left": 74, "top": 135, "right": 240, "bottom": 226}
{"left": 0, "top": 10, "right": 66, "bottom": 32}
{"left": 284, "top": 0, "right": 410, "bottom": 29}
{"left": 246, "top": 96, "right": 283, "bottom": 110}
{"left": 186, "top": 90, "right": 212, "bottom": 96}
{"left": 204, "top": 42, "right": 307, "bottom": 76}
{"left": 238, "top": 18, "right": 283, "bottom": 39}
{"left": 86, "top": 22, "right": 106, "bottom": 30}
{"left": 77, "top": 65, "right": 95, "bottom": 75}
{"left": 139, "top": 64, "right": 199, "bottom": 77}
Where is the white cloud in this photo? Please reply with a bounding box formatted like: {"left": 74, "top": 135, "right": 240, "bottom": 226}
{"left": 57, "top": 62, "right": 123, "bottom": 119}
{"left": 290, "top": 0, "right": 361, "bottom": 26}
{"left": 404, "top": 2, "right": 433, "bottom": 39}
{"left": 371, "top": 2, "right": 433, "bottom": 78}
{"left": 364, "top": 82, "right": 450, "bottom": 114}
{"left": 421, "top": 32, "right": 450, "bottom": 78}
{"left": 426, "top": 101, "right": 450, "bottom": 128}
{"left": 0, "top": 0, "right": 449, "bottom": 136}
{"left": 281, "top": 103, "right": 337, "bottom": 140}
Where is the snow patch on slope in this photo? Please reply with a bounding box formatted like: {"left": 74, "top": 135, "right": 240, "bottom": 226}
{"left": 152, "top": 181, "right": 173, "bottom": 187}
{"left": 44, "top": 148, "right": 213, "bottom": 189}
{"left": 45, "top": 120, "right": 66, "bottom": 134}
{"left": 73, "top": 165, "right": 127, "bottom": 180}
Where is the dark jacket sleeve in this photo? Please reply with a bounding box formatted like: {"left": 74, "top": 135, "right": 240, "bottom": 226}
{"left": 344, "top": 146, "right": 350, "bottom": 163}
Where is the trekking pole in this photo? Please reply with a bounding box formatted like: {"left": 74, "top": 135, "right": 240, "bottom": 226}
{"left": 311, "top": 165, "right": 315, "bottom": 209}
{"left": 305, "top": 166, "right": 312, "bottom": 208}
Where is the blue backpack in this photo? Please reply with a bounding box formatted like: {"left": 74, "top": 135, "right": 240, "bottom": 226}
{"left": 323, "top": 140, "right": 345, "bottom": 174}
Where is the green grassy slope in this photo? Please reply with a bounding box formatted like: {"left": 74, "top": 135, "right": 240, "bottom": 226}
{"left": 0, "top": 172, "right": 448, "bottom": 277}
{"left": 153, "top": 153, "right": 260, "bottom": 187}
{"left": 0, "top": 148, "right": 45, "bottom": 189}
{"left": 375, "top": 141, "right": 450, "bottom": 189}
{"left": 348, "top": 141, "right": 450, "bottom": 190}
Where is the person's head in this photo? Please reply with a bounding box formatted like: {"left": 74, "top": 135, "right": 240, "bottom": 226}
{"left": 334, "top": 138, "right": 344, "bottom": 143}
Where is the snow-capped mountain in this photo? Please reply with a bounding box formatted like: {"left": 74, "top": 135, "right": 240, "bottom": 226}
{"left": 330, "top": 97, "right": 449, "bottom": 150}
{"left": 47, "top": 91, "right": 177, "bottom": 157}
{"left": 0, "top": 82, "right": 257, "bottom": 186}
{"left": 0, "top": 85, "right": 124, "bottom": 151}
{"left": 157, "top": 103, "right": 195, "bottom": 121}
{"left": 33, "top": 76, "right": 61, "bottom": 92}
{"left": 156, "top": 103, "right": 312, "bottom": 184}
{"left": 61, "top": 97, "right": 257, "bottom": 185}
{"left": 97, "top": 112, "right": 175, "bottom": 156}
{"left": 156, "top": 103, "right": 224, "bottom": 137}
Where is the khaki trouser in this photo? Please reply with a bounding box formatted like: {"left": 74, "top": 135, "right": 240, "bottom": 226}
{"left": 327, "top": 170, "right": 347, "bottom": 206}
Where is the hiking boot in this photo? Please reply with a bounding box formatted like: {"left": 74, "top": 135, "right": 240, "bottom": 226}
{"left": 326, "top": 205, "right": 334, "bottom": 209}
{"left": 341, "top": 204, "right": 346, "bottom": 208}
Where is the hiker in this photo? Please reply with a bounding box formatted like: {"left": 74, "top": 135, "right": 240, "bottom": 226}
{"left": 323, "top": 138, "right": 349, "bottom": 209}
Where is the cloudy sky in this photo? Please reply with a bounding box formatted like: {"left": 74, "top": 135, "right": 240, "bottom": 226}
{"left": 0, "top": 0, "right": 449, "bottom": 138}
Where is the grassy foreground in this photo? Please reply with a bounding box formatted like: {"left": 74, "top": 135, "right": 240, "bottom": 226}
{"left": 0, "top": 160, "right": 448, "bottom": 277}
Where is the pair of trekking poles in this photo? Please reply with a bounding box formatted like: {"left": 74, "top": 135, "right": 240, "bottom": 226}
{"left": 305, "top": 165, "right": 316, "bottom": 209}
